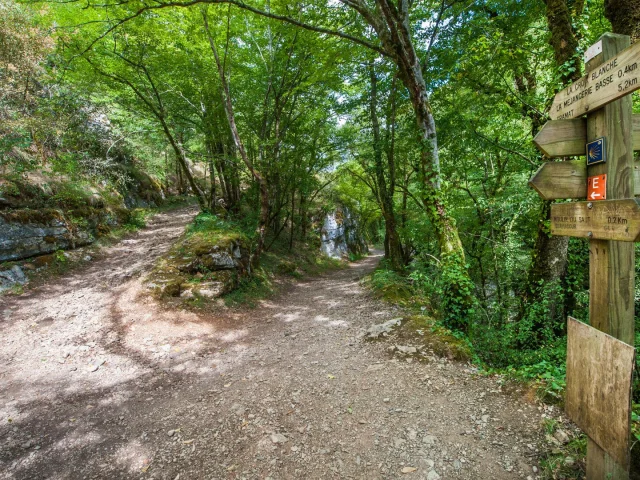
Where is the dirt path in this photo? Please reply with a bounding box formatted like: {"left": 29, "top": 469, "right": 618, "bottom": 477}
{"left": 0, "top": 208, "right": 546, "bottom": 480}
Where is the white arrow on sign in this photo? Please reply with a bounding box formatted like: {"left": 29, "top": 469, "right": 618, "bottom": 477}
{"left": 591, "top": 191, "right": 602, "bottom": 199}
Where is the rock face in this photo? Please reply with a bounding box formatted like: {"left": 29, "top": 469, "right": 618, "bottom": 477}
{"left": 0, "top": 210, "right": 95, "bottom": 262}
{"left": 320, "top": 207, "right": 368, "bottom": 259}
{"left": 0, "top": 265, "right": 28, "bottom": 293}
{"left": 0, "top": 168, "right": 165, "bottom": 263}
{"left": 148, "top": 234, "right": 251, "bottom": 300}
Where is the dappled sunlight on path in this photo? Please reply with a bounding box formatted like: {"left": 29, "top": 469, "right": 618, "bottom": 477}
{"left": 0, "top": 236, "right": 543, "bottom": 479}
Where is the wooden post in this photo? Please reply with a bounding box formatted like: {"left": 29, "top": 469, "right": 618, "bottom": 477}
{"left": 585, "top": 33, "right": 635, "bottom": 479}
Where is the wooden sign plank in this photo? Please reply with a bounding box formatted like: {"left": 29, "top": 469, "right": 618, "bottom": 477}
{"left": 566, "top": 317, "right": 635, "bottom": 467}
{"left": 529, "top": 158, "right": 640, "bottom": 200}
{"left": 533, "top": 119, "right": 587, "bottom": 157}
{"left": 528, "top": 159, "right": 586, "bottom": 200}
{"left": 550, "top": 198, "right": 640, "bottom": 241}
{"left": 550, "top": 40, "right": 640, "bottom": 120}
{"left": 533, "top": 115, "right": 640, "bottom": 157}
{"left": 584, "top": 34, "right": 635, "bottom": 479}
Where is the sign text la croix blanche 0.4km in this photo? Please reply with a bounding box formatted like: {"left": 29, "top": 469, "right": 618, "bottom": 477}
{"left": 550, "top": 39, "right": 640, "bottom": 120}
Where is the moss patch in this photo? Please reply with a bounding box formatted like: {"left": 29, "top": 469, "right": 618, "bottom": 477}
{"left": 147, "top": 212, "right": 251, "bottom": 302}
{"left": 394, "top": 315, "right": 473, "bottom": 362}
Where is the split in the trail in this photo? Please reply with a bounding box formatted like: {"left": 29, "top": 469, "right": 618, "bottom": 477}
{"left": 0, "top": 209, "right": 555, "bottom": 479}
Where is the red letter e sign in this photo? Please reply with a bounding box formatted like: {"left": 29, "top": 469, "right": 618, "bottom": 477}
{"left": 588, "top": 174, "right": 607, "bottom": 201}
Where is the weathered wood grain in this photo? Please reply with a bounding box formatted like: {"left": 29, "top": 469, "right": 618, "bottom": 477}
{"left": 550, "top": 38, "right": 640, "bottom": 119}
{"left": 529, "top": 158, "right": 640, "bottom": 199}
{"left": 533, "top": 116, "right": 640, "bottom": 157}
{"left": 566, "top": 318, "right": 635, "bottom": 468}
{"left": 528, "top": 159, "right": 587, "bottom": 199}
{"left": 550, "top": 199, "right": 640, "bottom": 241}
{"left": 529, "top": 159, "right": 640, "bottom": 199}
{"left": 533, "top": 119, "right": 587, "bottom": 156}
{"left": 584, "top": 33, "right": 635, "bottom": 479}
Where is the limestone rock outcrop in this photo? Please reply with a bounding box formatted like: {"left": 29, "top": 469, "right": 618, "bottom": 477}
{"left": 320, "top": 207, "right": 368, "bottom": 259}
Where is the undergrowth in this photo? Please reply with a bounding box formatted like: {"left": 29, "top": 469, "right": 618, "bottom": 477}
{"left": 223, "top": 238, "right": 347, "bottom": 308}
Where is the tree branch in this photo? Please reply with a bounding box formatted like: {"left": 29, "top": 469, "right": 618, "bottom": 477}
{"left": 77, "top": 0, "right": 389, "bottom": 57}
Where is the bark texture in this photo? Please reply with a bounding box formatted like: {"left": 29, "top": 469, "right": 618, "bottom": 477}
{"left": 605, "top": 0, "right": 640, "bottom": 41}
{"left": 518, "top": 0, "right": 585, "bottom": 338}
{"left": 363, "top": 0, "right": 475, "bottom": 330}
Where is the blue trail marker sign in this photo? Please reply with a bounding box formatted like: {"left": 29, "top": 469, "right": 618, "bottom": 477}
{"left": 587, "top": 137, "right": 606, "bottom": 165}
{"left": 532, "top": 34, "right": 638, "bottom": 479}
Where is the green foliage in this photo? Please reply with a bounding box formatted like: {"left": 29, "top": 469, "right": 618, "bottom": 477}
{"left": 516, "top": 281, "right": 566, "bottom": 349}
{"left": 223, "top": 269, "right": 275, "bottom": 308}
{"left": 439, "top": 252, "right": 476, "bottom": 332}
{"left": 539, "top": 435, "right": 586, "bottom": 479}
{"left": 187, "top": 211, "right": 231, "bottom": 234}
{"left": 368, "top": 265, "right": 414, "bottom": 304}
{"left": 51, "top": 153, "right": 82, "bottom": 177}
{"left": 122, "top": 208, "right": 147, "bottom": 231}
{"left": 48, "top": 182, "right": 91, "bottom": 209}
{"left": 54, "top": 249, "right": 67, "bottom": 264}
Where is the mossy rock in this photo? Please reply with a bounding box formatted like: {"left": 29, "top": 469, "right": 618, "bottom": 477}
{"left": 33, "top": 254, "right": 56, "bottom": 268}
{"left": 0, "top": 208, "right": 67, "bottom": 225}
{"left": 146, "top": 217, "right": 251, "bottom": 303}
{"left": 400, "top": 315, "right": 472, "bottom": 362}
{"left": 276, "top": 260, "right": 298, "bottom": 275}
{"left": 164, "top": 281, "right": 182, "bottom": 297}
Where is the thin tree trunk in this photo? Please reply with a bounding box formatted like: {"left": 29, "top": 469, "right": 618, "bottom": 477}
{"left": 369, "top": 61, "right": 403, "bottom": 270}
{"left": 203, "top": 11, "right": 269, "bottom": 262}
{"left": 163, "top": 124, "right": 206, "bottom": 209}
{"left": 519, "top": 0, "right": 585, "bottom": 335}
{"left": 289, "top": 188, "right": 295, "bottom": 251}
{"left": 369, "top": 1, "right": 475, "bottom": 330}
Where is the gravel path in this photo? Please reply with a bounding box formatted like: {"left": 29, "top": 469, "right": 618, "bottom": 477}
{"left": 0, "top": 208, "right": 546, "bottom": 480}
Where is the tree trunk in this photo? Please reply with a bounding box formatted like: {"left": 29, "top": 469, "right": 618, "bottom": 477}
{"left": 368, "top": 2, "right": 475, "bottom": 330}
{"left": 369, "top": 62, "right": 404, "bottom": 270}
{"left": 519, "top": 0, "right": 585, "bottom": 339}
{"left": 289, "top": 188, "right": 295, "bottom": 251}
{"left": 162, "top": 123, "right": 207, "bottom": 210}
{"left": 544, "top": 0, "right": 581, "bottom": 83}
{"left": 604, "top": 0, "right": 640, "bottom": 41}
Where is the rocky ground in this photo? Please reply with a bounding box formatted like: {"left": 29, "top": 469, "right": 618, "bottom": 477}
{"left": 0, "top": 208, "right": 557, "bottom": 479}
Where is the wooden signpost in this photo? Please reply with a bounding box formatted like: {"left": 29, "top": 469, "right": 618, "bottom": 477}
{"left": 550, "top": 199, "right": 640, "bottom": 241}
{"left": 529, "top": 33, "right": 638, "bottom": 479}
{"left": 529, "top": 115, "right": 640, "bottom": 200}
{"left": 529, "top": 160, "right": 640, "bottom": 199}
{"left": 550, "top": 38, "right": 640, "bottom": 120}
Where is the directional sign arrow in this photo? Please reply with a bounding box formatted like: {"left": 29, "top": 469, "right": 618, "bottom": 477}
{"left": 528, "top": 159, "right": 587, "bottom": 200}
{"left": 533, "top": 115, "right": 640, "bottom": 157}
{"left": 529, "top": 158, "right": 640, "bottom": 201}
{"left": 550, "top": 40, "right": 640, "bottom": 120}
{"left": 551, "top": 199, "right": 640, "bottom": 242}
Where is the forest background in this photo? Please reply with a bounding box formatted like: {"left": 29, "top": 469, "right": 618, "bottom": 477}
{"left": 2, "top": 0, "right": 640, "bottom": 454}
